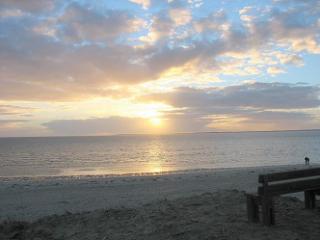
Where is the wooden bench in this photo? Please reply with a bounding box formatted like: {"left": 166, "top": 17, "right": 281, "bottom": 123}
{"left": 246, "top": 167, "right": 320, "bottom": 226}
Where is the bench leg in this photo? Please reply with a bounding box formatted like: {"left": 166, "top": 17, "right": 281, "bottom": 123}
{"left": 246, "top": 194, "right": 259, "bottom": 223}
{"left": 304, "top": 190, "right": 316, "bottom": 209}
{"left": 262, "top": 197, "right": 275, "bottom": 226}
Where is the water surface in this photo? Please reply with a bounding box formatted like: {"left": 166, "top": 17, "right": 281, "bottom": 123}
{"left": 0, "top": 130, "right": 319, "bottom": 177}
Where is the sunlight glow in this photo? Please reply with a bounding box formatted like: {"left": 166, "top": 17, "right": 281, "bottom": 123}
{"left": 150, "top": 118, "right": 162, "bottom": 127}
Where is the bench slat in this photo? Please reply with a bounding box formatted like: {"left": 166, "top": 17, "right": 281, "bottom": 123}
{"left": 258, "top": 167, "right": 320, "bottom": 183}
{"left": 258, "top": 177, "right": 320, "bottom": 196}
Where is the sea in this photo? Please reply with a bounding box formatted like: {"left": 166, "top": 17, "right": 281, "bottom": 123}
{"left": 0, "top": 130, "right": 319, "bottom": 178}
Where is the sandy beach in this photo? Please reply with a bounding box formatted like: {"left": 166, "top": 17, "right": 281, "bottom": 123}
{"left": 1, "top": 164, "right": 320, "bottom": 239}
{"left": 0, "top": 164, "right": 312, "bottom": 221}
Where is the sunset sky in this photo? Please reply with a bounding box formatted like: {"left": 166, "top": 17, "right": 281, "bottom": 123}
{"left": 0, "top": 0, "right": 319, "bottom": 136}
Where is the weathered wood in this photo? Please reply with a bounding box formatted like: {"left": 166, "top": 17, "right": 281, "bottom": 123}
{"left": 304, "top": 190, "right": 316, "bottom": 209}
{"left": 258, "top": 167, "right": 320, "bottom": 183}
{"left": 246, "top": 194, "right": 260, "bottom": 223}
{"left": 258, "top": 177, "right": 320, "bottom": 196}
{"left": 261, "top": 197, "right": 275, "bottom": 226}
{"left": 249, "top": 167, "right": 320, "bottom": 226}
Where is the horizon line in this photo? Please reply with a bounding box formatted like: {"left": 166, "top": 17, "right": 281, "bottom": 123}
{"left": 0, "top": 128, "right": 319, "bottom": 139}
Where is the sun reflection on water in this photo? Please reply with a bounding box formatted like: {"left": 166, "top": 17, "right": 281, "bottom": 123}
{"left": 143, "top": 138, "right": 170, "bottom": 174}
{"left": 59, "top": 139, "right": 172, "bottom": 177}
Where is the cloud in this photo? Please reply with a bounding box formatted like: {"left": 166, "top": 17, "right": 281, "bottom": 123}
{"left": 239, "top": 6, "right": 253, "bottom": 15}
{"left": 42, "top": 107, "right": 320, "bottom": 135}
{"left": 0, "top": 21, "right": 153, "bottom": 100}
{"left": 43, "top": 114, "right": 212, "bottom": 135}
{"left": 0, "top": 105, "right": 36, "bottom": 116}
{"left": 0, "top": 9, "right": 25, "bottom": 18}
{"left": 193, "top": 10, "right": 228, "bottom": 33}
{"left": 169, "top": 8, "right": 192, "bottom": 26}
{"left": 139, "top": 12, "right": 173, "bottom": 44}
{"left": 0, "top": 0, "right": 319, "bottom": 103}
{"left": 0, "top": 0, "right": 320, "bottom": 136}
{"left": 43, "top": 117, "right": 161, "bottom": 135}
{"left": 276, "top": 53, "right": 304, "bottom": 66}
{"left": 0, "top": 119, "right": 28, "bottom": 127}
{"left": 129, "top": 0, "right": 151, "bottom": 9}
{"left": 57, "top": 3, "right": 146, "bottom": 43}
{"left": 137, "top": 81, "right": 320, "bottom": 131}
{"left": 188, "top": 0, "right": 203, "bottom": 8}
{"left": 207, "top": 111, "right": 320, "bottom": 131}
{"left": 2, "top": 82, "right": 319, "bottom": 136}
{"left": 0, "top": 120, "right": 47, "bottom": 137}
{"left": 249, "top": 2, "right": 320, "bottom": 54}
{"left": 0, "top": 0, "right": 55, "bottom": 13}
{"left": 139, "top": 82, "right": 320, "bottom": 109}
{"left": 267, "top": 66, "right": 285, "bottom": 75}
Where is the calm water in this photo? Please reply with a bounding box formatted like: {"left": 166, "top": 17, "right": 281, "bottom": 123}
{"left": 0, "top": 130, "right": 319, "bottom": 178}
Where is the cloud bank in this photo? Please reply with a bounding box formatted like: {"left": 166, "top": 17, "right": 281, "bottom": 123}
{"left": 0, "top": 0, "right": 319, "bottom": 136}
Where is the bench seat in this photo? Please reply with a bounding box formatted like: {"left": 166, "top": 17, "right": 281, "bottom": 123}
{"left": 247, "top": 167, "right": 320, "bottom": 226}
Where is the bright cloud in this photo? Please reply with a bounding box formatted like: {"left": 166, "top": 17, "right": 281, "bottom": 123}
{"left": 129, "top": 0, "right": 151, "bottom": 9}
{"left": 169, "top": 8, "right": 192, "bottom": 26}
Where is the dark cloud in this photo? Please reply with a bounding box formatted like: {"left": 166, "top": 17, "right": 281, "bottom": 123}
{"left": 207, "top": 110, "right": 320, "bottom": 131}
{"left": 43, "top": 117, "right": 148, "bottom": 135}
{"left": 43, "top": 115, "right": 211, "bottom": 135}
{"left": 243, "top": 111, "right": 318, "bottom": 130}
{"left": 0, "top": 0, "right": 55, "bottom": 13}
{"left": 57, "top": 3, "right": 144, "bottom": 43}
{"left": 139, "top": 82, "right": 320, "bottom": 109}
{"left": 137, "top": 82, "right": 320, "bottom": 131}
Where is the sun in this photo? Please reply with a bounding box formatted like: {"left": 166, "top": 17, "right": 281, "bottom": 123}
{"left": 149, "top": 118, "right": 162, "bottom": 126}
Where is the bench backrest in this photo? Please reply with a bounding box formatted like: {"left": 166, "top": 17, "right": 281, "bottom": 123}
{"left": 258, "top": 167, "right": 320, "bottom": 196}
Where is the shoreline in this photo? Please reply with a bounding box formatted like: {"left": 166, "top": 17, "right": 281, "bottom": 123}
{"left": 0, "top": 164, "right": 317, "bottom": 221}
{"left": 0, "top": 163, "right": 317, "bottom": 182}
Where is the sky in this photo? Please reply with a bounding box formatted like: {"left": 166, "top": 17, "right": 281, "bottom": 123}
{"left": 0, "top": 0, "right": 319, "bottom": 137}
